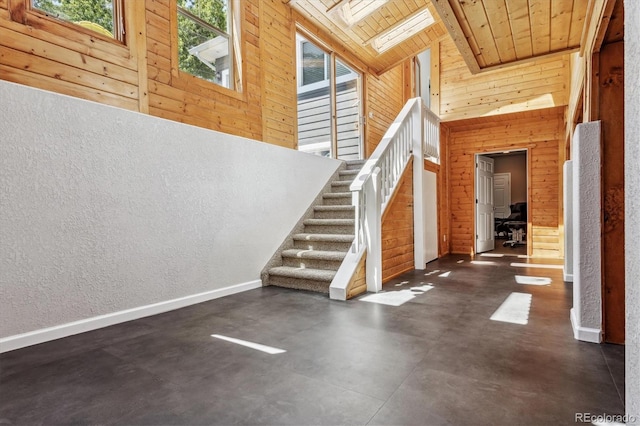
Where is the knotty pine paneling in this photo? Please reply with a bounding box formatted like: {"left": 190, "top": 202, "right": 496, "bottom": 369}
{"left": 260, "top": 0, "right": 296, "bottom": 148}
{"left": 382, "top": 157, "right": 414, "bottom": 282}
{"left": 0, "top": 1, "right": 142, "bottom": 111}
{"left": 365, "top": 63, "right": 405, "bottom": 156}
{"left": 346, "top": 253, "right": 367, "bottom": 299}
{"left": 446, "top": 107, "right": 564, "bottom": 258}
{"left": 437, "top": 36, "right": 570, "bottom": 122}
{"left": 145, "top": 0, "right": 263, "bottom": 141}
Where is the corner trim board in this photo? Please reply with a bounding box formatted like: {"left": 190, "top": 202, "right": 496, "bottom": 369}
{"left": 0, "top": 279, "right": 262, "bottom": 353}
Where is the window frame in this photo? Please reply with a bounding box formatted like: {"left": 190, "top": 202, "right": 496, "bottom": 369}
{"left": 296, "top": 35, "right": 358, "bottom": 94}
{"left": 174, "top": 0, "right": 241, "bottom": 93}
{"left": 27, "top": 0, "right": 126, "bottom": 44}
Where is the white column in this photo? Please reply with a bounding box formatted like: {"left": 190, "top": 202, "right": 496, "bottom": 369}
{"left": 563, "top": 160, "right": 573, "bottom": 282}
{"left": 413, "top": 103, "right": 426, "bottom": 269}
{"left": 570, "top": 121, "right": 602, "bottom": 343}
{"left": 625, "top": 0, "right": 640, "bottom": 418}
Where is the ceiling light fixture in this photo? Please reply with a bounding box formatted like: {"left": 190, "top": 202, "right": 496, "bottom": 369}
{"left": 372, "top": 8, "right": 435, "bottom": 53}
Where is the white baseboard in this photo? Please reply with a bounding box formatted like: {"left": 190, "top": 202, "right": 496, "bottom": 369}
{"left": 570, "top": 308, "right": 602, "bottom": 343}
{"left": 563, "top": 272, "right": 574, "bottom": 282}
{"left": 0, "top": 279, "right": 262, "bottom": 353}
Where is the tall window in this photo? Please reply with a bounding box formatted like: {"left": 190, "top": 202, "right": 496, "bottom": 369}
{"left": 31, "top": 0, "right": 124, "bottom": 41}
{"left": 296, "top": 34, "right": 362, "bottom": 160}
{"left": 177, "top": 0, "right": 233, "bottom": 89}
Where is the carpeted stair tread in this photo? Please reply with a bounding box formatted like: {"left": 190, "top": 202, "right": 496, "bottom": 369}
{"left": 304, "top": 218, "right": 355, "bottom": 226}
{"left": 314, "top": 205, "right": 355, "bottom": 213}
{"left": 292, "top": 233, "right": 355, "bottom": 242}
{"left": 339, "top": 169, "right": 360, "bottom": 176}
{"left": 323, "top": 192, "right": 351, "bottom": 198}
{"left": 281, "top": 249, "right": 347, "bottom": 261}
{"left": 268, "top": 266, "right": 336, "bottom": 282}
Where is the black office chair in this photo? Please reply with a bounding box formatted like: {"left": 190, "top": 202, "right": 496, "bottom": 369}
{"left": 502, "top": 202, "right": 527, "bottom": 247}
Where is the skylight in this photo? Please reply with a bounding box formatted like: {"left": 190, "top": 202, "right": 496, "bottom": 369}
{"left": 338, "top": 0, "right": 389, "bottom": 26}
{"left": 372, "top": 8, "right": 435, "bottom": 53}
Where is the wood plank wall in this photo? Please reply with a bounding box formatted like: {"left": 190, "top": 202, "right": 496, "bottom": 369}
{"left": 0, "top": 0, "right": 144, "bottom": 111}
{"left": 259, "top": 0, "right": 297, "bottom": 148}
{"left": 146, "top": 0, "right": 263, "bottom": 141}
{"left": 0, "top": 0, "right": 298, "bottom": 147}
{"left": 365, "top": 64, "right": 405, "bottom": 156}
{"left": 437, "top": 36, "right": 570, "bottom": 122}
{"left": 445, "top": 107, "right": 564, "bottom": 258}
{"left": 599, "top": 40, "right": 625, "bottom": 344}
{"left": 382, "top": 157, "right": 415, "bottom": 282}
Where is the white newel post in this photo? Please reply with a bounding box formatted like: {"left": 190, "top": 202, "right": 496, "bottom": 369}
{"left": 365, "top": 168, "right": 382, "bottom": 292}
{"left": 413, "top": 104, "right": 426, "bottom": 270}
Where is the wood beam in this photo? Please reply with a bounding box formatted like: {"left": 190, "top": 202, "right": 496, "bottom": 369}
{"left": 430, "top": 0, "right": 481, "bottom": 74}
{"left": 580, "top": 0, "right": 617, "bottom": 56}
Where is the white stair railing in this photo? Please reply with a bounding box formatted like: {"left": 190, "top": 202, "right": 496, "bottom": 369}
{"left": 329, "top": 97, "right": 440, "bottom": 299}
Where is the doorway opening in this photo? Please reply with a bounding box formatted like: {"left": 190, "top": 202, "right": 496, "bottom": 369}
{"left": 475, "top": 150, "right": 528, "bottom": 256}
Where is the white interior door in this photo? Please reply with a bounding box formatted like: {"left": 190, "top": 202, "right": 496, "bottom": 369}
{"left": 476, "top": 155, "right": 495, "bottom": 253}
{"left": 493, "top": 173, "right": 511, "bottom": 218}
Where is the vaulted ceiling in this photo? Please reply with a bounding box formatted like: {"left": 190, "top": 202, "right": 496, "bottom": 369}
{"left": 286, "top": 0, "right": 592, "bottom": 76}
{"left": 286, "top": 0, "right": 448, "bottom": 74}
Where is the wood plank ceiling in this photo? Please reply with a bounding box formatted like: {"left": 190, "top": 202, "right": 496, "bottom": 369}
{"left": 286, "top": 0, "right": 448, "bottom": 75}
{"left": 287, "top": 0, "right": 590, "bottom": 76}
{"left": 431, "top": 0, "right": 589, "bottom": 73}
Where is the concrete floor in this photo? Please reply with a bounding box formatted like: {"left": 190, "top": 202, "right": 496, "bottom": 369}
{"left": 0, "top": 255, "right": 625, "bottom": 425}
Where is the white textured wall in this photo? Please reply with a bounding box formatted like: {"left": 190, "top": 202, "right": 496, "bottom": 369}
{"left": 625, "top": 0, "right": 640, "bottom": 419}
{"left": 563, "top": 160, "right": 573, "bottom": 282}
{"left": 0, "top": 80, "right": 341, "bottom": 340}
{"left": 570, "top": 121, "right": 602, "bottom": 343}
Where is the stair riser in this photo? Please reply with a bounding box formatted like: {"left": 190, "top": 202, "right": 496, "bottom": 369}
{"left": 337, "top": 174, "right": 358, "bottom": 182}
{"left": 322, "top": 196, "right": 351, "bottom": 206}
{"left": 282, "top": 257, "right": 343, "bottom": 270}
{"left": 304, "top": 224, "right": 354, "bottom": 234}
{"left": 313, "top": 209, "right": 355, "bottom": 219}
{"left": 293, "top": 240, "right": 352, "bottom": 251}
{"left": 268, "top": 276, "right": 330, "bottom": 294}
{"left": 330, "top": 183, "right": 351, "bottom": 193}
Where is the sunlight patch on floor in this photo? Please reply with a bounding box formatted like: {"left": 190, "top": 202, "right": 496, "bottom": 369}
{"left": 361, "top": 285, "right": 434, "bottom": 306}
{"left": 490, "top": 292, "right": 532, "bottom": 325}
{"left": 515, "top": 275, "right": 552, "bottom": 285}
{"left": 211, "top": 335, "right": 286, "bottom": 354}
{"left": 438, "top": 271, "right": 451, "bottom": 277}
{"left": 470, "top": 260, "right": 497, "bottom": 266}
{"left": 510, "top": 262, "right": 563, "bottom": 270}
{"left": 411, "top": 284, "right": 434, "bottom": 292}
